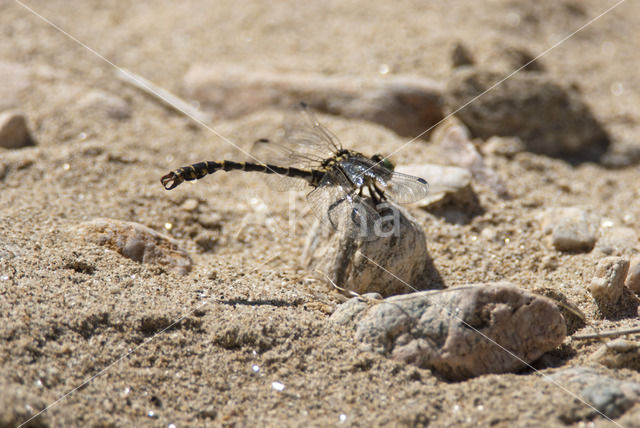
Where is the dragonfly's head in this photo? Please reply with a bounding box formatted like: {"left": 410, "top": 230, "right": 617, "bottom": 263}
{"left": 370, "top": 154, "right": 395, "bottom": 171}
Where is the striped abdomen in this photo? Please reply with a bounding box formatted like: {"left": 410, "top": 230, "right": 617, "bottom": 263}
{"left": 161, "top": 160, "right": 323, "bottom": 190}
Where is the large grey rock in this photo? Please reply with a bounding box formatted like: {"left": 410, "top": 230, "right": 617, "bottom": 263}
{"left": 302, "top": 204, "right": 437, "bottom": 297}
{"left": 72, "top": 218, "right": 192, "bottom": 275}
{"left": 338, "top": 283, "right": 566, "bottom": 380}
{"left": 184, "top": 65, "right": 445, "bottom": 138}
{"left": 446, "top": 68, "right": 609, "bottom": 160}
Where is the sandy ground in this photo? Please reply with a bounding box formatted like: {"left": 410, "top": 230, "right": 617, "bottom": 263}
{"left": 2, "top": 0, "right": 640, "bottom": 426}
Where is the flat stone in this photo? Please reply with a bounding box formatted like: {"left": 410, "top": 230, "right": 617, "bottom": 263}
{"left": 589, "top": 256, "right": 629, "bottom": 304}
{"left": 541, "top": 207, "right": 598, "bottom": 252}
{"left": 349, "top": 283, "right": 566, "bottom": 380}
{"left": 395, "top": 164, "right": 474, "bottom": 209}
{"left": 446, "top": 68, "right": 609, "bottom": 160}
{"left": 184, "top": 65, "right": 445, "bottom": 138}
{"left": 0, "top": 111, "right": 36, "bottom": 149}
{"left": 77, "top": 90, "right": 131, "bottom": 120}
{"left": 302, "top": 204, "right": 439, "bottom": 297}
{"left": 550, "top": 367, "right": 640, "bottom": 422}
{"left": 72, "top": 218, "right": 192, "bottom": 275}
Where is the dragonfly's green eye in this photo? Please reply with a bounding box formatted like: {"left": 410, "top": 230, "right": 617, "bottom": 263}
{"left": 371, "top": 154, "right": 395, "bottom": 171}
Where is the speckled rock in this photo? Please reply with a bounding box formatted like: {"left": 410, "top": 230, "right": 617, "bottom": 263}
{"left": 302, "top": 204, "right": 438, "bottom": 297}
{"left": 541, "top": 207, "right": 598, "bottom": 252}
{"left": 348, "top": 283, "right": 566, "bottom": 380}
{"left": 184, "top": 65, "right": 445, "bottom": 138}
{"left": 0, "top": 110, "right": 35, "bottom": 149}
{"left": 589, "top": 256, "right": 629, "bottom": 305}
{"left": 590, "top": 339, "right": 640, "bottom": 371}
{"left": 72, "top": 218, "right": 192, "bottom": 275}
{"left": 446, "top": 68, "right": 609, "bottom": 160}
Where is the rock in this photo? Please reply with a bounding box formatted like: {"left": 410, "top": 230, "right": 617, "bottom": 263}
{"left": 550, "top": 367, "right": 640, "bottom": 422}
{"left": 482, "top": 136, "right": 526, "bottom": 158}
{"left": 590, "top": 339, "right": 640, "bottom": 371}
{"left": 0, "top": 111, "right": 36, "bottom": 149}
{"left": 619, "top": 404, "right": 640, "bottom": 428}
{"left": 596, "top": 226, "right": 638, "bottom": 255}
{"left": 430, "top": 118, "right": 509, "bottom": 199}
{"left": 77, "top": 90, "right": 131, "bottom": 120}
{"left": 72, "top": 218, "right": 192, "bottom": 275}
{"left": 625, "top": 256, "right": 640, "bottom": 294}
{"left": 589, "top": 256, "right": 629, "bottom": 305}
{"left": 302, "top": 204, "right": 439, "bottom": 297}
{"left": 350, "top": 283, "right": 566, "bottom": 380}
{"left": 395, "top": 164, "right": 475, "bottom": 209}
{"left": 446, "top": 68, "right": 610, "bottom": 160}
{"left": 330, "top": 293, "right": 382, "bottom": 326}
{"left": 541, "top": 207, "right": 598, "bottom": 252}
{"left": 451, "top": 42, "right": 474, "bottom": 68}
{"left": 184, "top": 65, "right": 445, "bottom": 138}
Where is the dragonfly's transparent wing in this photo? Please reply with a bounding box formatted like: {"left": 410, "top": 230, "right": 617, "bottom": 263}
{"left": 250, "top": 138, "right": 309, "bottom": 191}
{"left": 380, "top": 171, "right": 430, "bottom": 204}
{"left": 280, "top": 103, "right": 343, "bottom": 167}
{"left": 306, "top": 170, "right": 381, "bottom": 241}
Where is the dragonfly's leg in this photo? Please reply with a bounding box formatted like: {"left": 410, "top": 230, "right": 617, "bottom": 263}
{"left": 373, "top": 183, "right": 387, "bottom": 201}
{"left": 368, "top": 183, "right": 381, "bottom": 205}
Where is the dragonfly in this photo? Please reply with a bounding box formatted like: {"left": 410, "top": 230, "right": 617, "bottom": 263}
{"left": 161, "top": 103, "right": 429, "bottom": 240}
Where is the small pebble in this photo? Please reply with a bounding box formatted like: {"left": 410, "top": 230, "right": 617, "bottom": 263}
{"left": 624, "top": 255, "right": 640, "bottom": 294}
{"left": 541, "top": 207, "right": 598, "bottom": 252}
{"left": 589, "top": 256, "right": 629, "bottom": 304}
{"left": 180, "top": 198, "right": 199, "bottom": 212}
{"left": 271, "top": 381, "right": 285, "bottom": 391}
{"left": 0, "top": 110, "right": 36, "bottom": 149}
